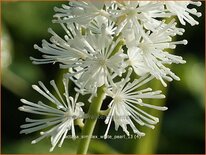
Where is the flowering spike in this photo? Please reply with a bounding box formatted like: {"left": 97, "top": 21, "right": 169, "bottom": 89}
{"left": 19, "top": 0, "right": 202, "bottom": 152}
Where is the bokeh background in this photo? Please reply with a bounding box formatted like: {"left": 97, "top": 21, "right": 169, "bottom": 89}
{"left": 1, "top": 1, "right": 205, "bottom": 154}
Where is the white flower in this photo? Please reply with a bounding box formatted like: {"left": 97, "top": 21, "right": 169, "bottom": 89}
{"left": 30, "top": 24, "right": 86, "bottom": 65}
{"left": 18, "top": 78, "right": 84, "bottom": 152}
{"left": 88, "top": 16, "right": 116, "bottom": 36}
{"left": 67, "top": 33, "right": 127, "bottom": 96}
{"left": 164, "top": 1, "right": 202, "bottom": 26}
{"left": 127, "top": 20, "right": 187, "bottom": 87}
{"left": 110, "top": 1, "right": 166, "bottom": 34}
{"left": 53, "top": 1, "right": 111, "bottom": 25}
{"left": 104, "top": 68, "right": 167, "bottom": 138}
{"left": 32, "top": 24, "right": 127, "bottom": 96}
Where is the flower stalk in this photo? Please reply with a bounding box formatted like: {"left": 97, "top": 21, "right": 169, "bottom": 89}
{"left": 109, "top": 39, "right": 125, "bottom": 58}
{"left": 76, "top": 85, "right": 106, "bottom": 154}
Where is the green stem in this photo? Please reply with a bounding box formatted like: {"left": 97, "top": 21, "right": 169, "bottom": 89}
{"left": 109, "top": 39, "right": 125, "bottom": 58}
{"left": 76, "top": 85, "right": 105, "bottom": 154}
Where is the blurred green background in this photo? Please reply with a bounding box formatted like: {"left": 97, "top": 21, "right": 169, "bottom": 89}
{"left": 1, "top": 2, "right": 205, "bottom": 154}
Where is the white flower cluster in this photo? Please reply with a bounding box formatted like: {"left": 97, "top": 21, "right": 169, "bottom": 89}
{"left": 20, "top": 1, "right": 201, "bottom": 152}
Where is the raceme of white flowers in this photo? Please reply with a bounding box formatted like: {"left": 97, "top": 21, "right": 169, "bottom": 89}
{"left": 19, "top": 1, "right": 201, "bottom": 152}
